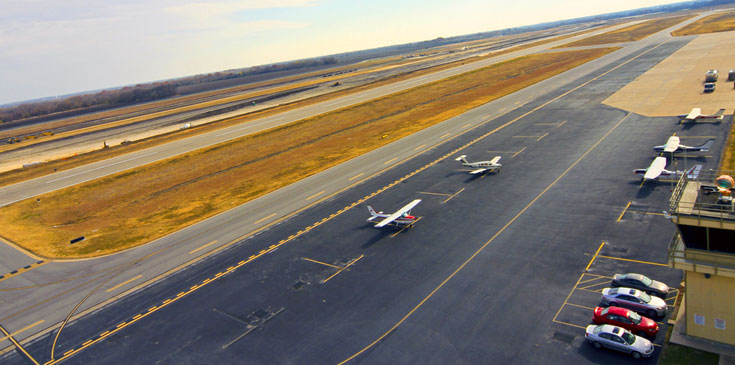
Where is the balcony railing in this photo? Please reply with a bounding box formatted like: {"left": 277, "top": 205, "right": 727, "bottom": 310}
{"left": 669, "top": 170, "right": 735, "bottom": 225}
{"left": 668, "top": 233, "right": 735, "bottom": 276}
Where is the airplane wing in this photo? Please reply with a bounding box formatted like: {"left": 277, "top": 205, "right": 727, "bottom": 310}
{"left": 663, "top": 136, "right": 679, "bottom": 153}
{"left": 489, "top": 156, "right": 502, "bottom": 165}
{"left": 470, "top": 168, "right": 490, "bottom": 175}
{"left": 686, "top": 108, "right": 702, "bottom": 120}
{"left": 643, "top": 156, "right": 667, "bottom": 180}
{"left": 374, "top": 199, "right": 421, "bottom": 227}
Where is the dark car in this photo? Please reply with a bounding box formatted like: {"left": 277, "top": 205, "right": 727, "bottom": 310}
{"left": 611, "top": 273, "right": 670, "bottom": 297}
{"left": 593, "top": 306, "right": 659, "bottom": 338}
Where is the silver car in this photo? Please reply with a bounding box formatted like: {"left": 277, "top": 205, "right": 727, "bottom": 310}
{"left": 585, "top": 324, "right": 654, "bottom": 359}
{"left": 611, "top": 273, "right": 670, "bottom": 298}
{"left": 601, "top": 287, "right": 667, "bottom": 318}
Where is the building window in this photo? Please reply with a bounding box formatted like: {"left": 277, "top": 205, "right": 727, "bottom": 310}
{"left": 694, "top": 314, "right": 705, "bottom": 325}
{"left": 715, "top": 318, "right": 726, "bottom": 330}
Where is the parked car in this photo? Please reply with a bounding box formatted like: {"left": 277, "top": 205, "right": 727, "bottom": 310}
{"left": 601, "top": 287, "right": 667, "bottom": 318}
{"left": 705, "top": 69, "right": 718, "bottom": 82}
{"left": 611, "top": 273, "right": 670, "bottom": 297}
{"left": 585, "top": 324, "right": 654, "bottom": 359}
{"left": 704, "top": 82, "right": 716, "bottom": 93}
{"left": 728, "top": 69, "right": 735, "bottom": 81}
{"left": 593, "top": 306, "right": 659, "bottom": 338}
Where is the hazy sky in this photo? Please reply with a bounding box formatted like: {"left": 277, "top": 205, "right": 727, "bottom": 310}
{"left": 0, "top": 0, "right": 681, "bottom": 105}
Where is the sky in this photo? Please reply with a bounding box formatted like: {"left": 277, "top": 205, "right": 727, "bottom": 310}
{"left": 0, "top": 0, "right": 683, "bottom": 105}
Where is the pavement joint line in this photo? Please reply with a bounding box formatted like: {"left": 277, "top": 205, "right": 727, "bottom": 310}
{"left": 617, "top": 201, "right": 632, "bottom": 222}
{"left": 536, "top": 132, "right": 549, "bottom": 141}
{"left": 596, "top": 255, "right": 668, "bottom": 267}
{"left": 253, "top": 213, "right": 277, "bottom": 225}
{"left": 0, "top": 260, "right": 47, "bottom": 283}
{"left": 49, "top": 39, "right": 670, "bottom": 364}
{"left": 105, "top": 274, "right": 142, "bottom": 293}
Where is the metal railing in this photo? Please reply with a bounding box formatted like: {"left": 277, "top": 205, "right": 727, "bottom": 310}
{"left": 669, "top": 170, "right": 735, "bottom": 224}
{"left": 668, "top": 233, "right": 735, "bottom": 272}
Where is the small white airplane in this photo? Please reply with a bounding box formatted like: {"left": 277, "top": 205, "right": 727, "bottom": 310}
{"left": 678, "top": 108, "right": 726, "bottom": 124}
{"left": 455, "top": 155, "right": 502, "bottom": 174}
{"left": 367, "top": 199, "right": 421, "bottom": 228}
{"left": 634, "top": 156, "right": 702, "bottom": 181}
{"left": 653, "top": 135, "right": 714, "bottom": 153}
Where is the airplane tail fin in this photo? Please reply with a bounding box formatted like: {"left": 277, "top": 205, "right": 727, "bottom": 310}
{"left": 687, "top": 165, "right": 703, "bottom": 179}
{"left": 367, "top": 205, "right": 377, "bottom": 217}
{"left": 455, "top": 155, "right": 469, "bottom": 164}
{"left": 699, "top": 139, "right": 715, "bottom": 152}
{"left": 716, "top": 108, "right": 726, "bottom": 119}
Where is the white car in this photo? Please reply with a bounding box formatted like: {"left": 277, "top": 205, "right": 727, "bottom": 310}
{"left": 601, "top": 287, "right": 667, "bottom": 318}
{"left": 585, "top": 324, "right": 654, "bottom": 359}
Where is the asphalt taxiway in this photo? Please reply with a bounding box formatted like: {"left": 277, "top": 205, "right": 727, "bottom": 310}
{"left": 2, "top": 19, "right": 728, "bottom": 363}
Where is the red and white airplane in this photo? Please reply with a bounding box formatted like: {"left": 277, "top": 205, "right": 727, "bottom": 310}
{"left": 634, "top": 156, "right": 702, "bottom": 181}
{"left": 367, "top": 199, "right": 421, "bottom": 228}
{"left": 455, "top": 155, "right": 502, "bottom": 174}
{"left": 653, "top": 135, "right": 714, "bottom": 153}
{"left": 678, "top": 108, "right": 725, "bottom": 124}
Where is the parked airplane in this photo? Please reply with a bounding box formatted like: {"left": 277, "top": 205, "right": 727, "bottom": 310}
{"left": 634, "top": 156, "right": 702, "bottom": 181}
{"left": 678, "top": 108, "right": 726, "bottom": 124}
{"left": 455, "top": 155, "right": 501, "bottom": 174}
{"left": 367, "top": 199, "right": 422, "bottom": 228}
{"left": 653, "top": 135, "right": 714, "bottom": 153}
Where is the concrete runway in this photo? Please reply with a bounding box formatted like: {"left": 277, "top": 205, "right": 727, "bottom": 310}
{"left": 0, "top": 13, "right": 721, "bottom": 364}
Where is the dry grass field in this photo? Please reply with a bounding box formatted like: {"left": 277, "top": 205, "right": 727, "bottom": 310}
{"left": 555, "top": 15, "right": 693, "bottom": 48}
{"left": 671, "top": 11, "right": 735, "bottom": 36}
{"left": 0, "top": 48, "right": 616, "bottom": 259}
{"left": 719, "top": 111, "right": 735, "bottom": 171}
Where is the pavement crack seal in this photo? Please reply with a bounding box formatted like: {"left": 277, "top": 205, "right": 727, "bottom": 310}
{"left": 46, "top": 38, "right": 668, "bottom": 364}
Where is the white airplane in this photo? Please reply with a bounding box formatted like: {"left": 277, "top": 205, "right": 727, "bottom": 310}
{"left": 634, "top": 156, "right": 702, "bottom": 181}
{"left": 367, "top": 199, "right": 421, "bottom": 228}
{"left": 678, "top": 108, "right": 726, "bottom": 124}
{"left": 653, "top": 135, "right": 714, "bottom": 153}
{"left": 455, "top": 155, "right": 501, "bottom": 174}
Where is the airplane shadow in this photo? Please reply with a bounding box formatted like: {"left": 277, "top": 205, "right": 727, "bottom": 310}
{"left": 360, "top": 228, "right": 395, "bottom": 249}
{"left": 632, "top": 180, "right": 660, "bottom": 199}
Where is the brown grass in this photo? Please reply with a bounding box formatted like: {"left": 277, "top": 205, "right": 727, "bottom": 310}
{"left": 672, "top": 11, "right": 735, "bottom": 36}
{"left": 0, "top": 28, "right": 598, "bottom": 188}
{"left": 0, "top": 48, "right": 616, "bottom": 259}
{"left": 555, "top": 15, "right": 694, "bottom": 48}
{"left": 719, "top": 109, "right": 735, "bottom": 171}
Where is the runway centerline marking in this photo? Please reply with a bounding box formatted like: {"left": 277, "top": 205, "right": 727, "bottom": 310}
{"left": 45, "top": 152, "right": 159, "bottom": 183}
{"left": 348, "top": 173, "right": 364, "bottom": 181}
{"left": 439, "top": 133, "right": 451, "bottom": 139}
{"left": 617, "top": 201, "right": 631, "bottom": 222}
{"left": 322, "top": 255, "right": 364, "bottom": 283}
{"left": 441, "top": 188, "right": 464, "bottom": 204}
{"left": 343, "top": 113, "right": 632, "bottom": 363}
{"left": 306, "top": 190, "right": 325, "bottom": 201}
{"left": 189, "top": 240, "right": 219, "bottom": 254}
{"left": 461, "top": 123, "right": 472, "bottom": 129}
{"left": 253, "top": 213, "right": 277, "bottom": 225}
{"left": 383, "top": 157, "right": 398, "bottom": 165}
{"left": 536, "top": 132, "right": 549, "bottom": 141}
{"left": 302, "top": 257, "right": 343, "bottom": 270}
{"left": 556, "top": 120, "right": 567, "bottom": 128}
{"left": 512, "top": 135, "right": 542, "bottom": 138}
{"left": 105, "top": 275, "right": 142, "bottom": 293}
{"left": 417, "top": 191, "right": 452, "bottom": 197}
{"left": 414, "top": 144, "right": 427, "bottom": 151}
{"left": 512, "top": 147, "right": 527, "bottom": 158}
{"left": 597, "top": 255, "right": 668, "bottom": 267}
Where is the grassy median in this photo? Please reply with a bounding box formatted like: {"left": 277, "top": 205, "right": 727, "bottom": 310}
{"left": 556, "top": 15, "right": 693, "bottom": 48}
{"left": 671, "top": 11, "right": 735, "bottom": 36}
{"left": 0, "top": 48, "right": 616, "bottom": 258}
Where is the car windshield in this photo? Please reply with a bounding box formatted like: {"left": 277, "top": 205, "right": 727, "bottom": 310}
{"left": 628, "top": 311, "right": 642, "bottom": 324}
{"left": 639, "top": 292, "right": 652, "bottom": 303}
{"left": 639, "top": 275, "right": 653, "bottom": 286}
{"left": 621, "top": 330, "right": 636, "bottom": 345}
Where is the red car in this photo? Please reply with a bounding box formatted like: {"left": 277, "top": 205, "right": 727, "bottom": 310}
{"left": 593, "top": 306, "right": 659, "bottom": 338}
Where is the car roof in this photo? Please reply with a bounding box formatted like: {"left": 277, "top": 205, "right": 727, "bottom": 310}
{"left": 598, "top": 324, "right": 624, "bottom": 335}
{"left": 608, "top": 287, "right": 640, "bottom": 296}
{"left": 604, "top": 306, "right": 630, "bottom": 316}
